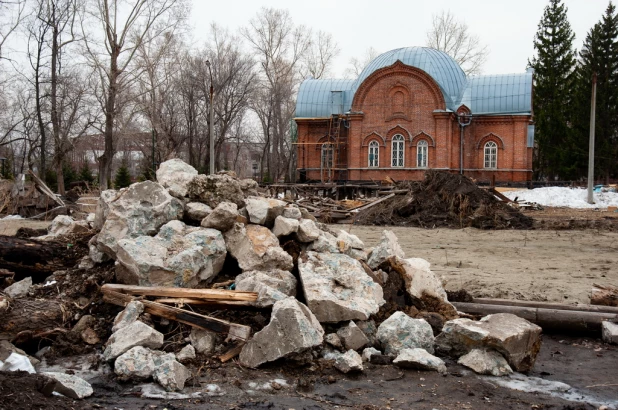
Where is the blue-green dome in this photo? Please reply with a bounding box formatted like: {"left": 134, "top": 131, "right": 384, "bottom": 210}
{"left": 351, "top": 47, "right": 466, "bottom": 110}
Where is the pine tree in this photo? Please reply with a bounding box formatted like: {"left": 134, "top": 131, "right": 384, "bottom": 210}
{"left": 529, "top": 0, "right": 577, "bottom": 180}
{"left": 78, "top": 164, "right": 95, "bottom": 184}
{"left": 114, "top": 163, "right": 132, "bottom": 189}
{"left": 575, "top": 2, "right": 618, "bottom": 183}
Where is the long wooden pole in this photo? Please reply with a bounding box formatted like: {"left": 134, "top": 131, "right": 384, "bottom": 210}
{"left": 587, "top": 73, "right": 597, "bottom": 204}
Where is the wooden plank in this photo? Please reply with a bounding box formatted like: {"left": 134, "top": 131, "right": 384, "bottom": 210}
{"left": 217, "top": 344, "right": 245, "bottom": 363}
{"left": 101, "top": 283, "right": 257, "bottom": 302}
{"left": 102, "top": 289, "right": 252, "bottom": 340}
{"left": 155, "top": 298, "right": 253, "bottom": 307}
{"left": 28, "top": 170, "right": 65, "bottom": 207}
{"left": 352, "top": 193, "right": 396, "bottom": 213}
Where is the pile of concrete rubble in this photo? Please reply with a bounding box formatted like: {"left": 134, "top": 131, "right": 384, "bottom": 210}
{"left": 2, "top": 158, "right": 546, "bottom": 397}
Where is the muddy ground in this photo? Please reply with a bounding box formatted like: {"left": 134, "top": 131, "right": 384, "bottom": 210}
{"left": 1, "top": 334, "right": 616, "bottom": 410}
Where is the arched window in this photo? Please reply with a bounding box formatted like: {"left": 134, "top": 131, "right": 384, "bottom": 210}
{"left": 368, "top": 141, "right": 379, "bottom": 167}
{"left": 417, "top": 140, "right": 428, "bottom": 168}
{"left": 391, "top": 134, "right": 404, "bottom": 167}
{"left": 484, "top": 141, "right": 497, "bottom": 169}
{"left": 321, "top": 143, "right": 333, "bottom": 169}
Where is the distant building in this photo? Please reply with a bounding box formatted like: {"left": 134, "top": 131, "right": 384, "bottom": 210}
{"left": 294, "top": 47, "right": 534, "bottom": 183}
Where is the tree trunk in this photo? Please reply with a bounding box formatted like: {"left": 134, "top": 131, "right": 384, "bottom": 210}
{"left": 0, "top": 299, "right": 65, "bottom": 337}
{"left": 100, "top": 48, "right": 119, "bottom": 190}
{"left": 0, "top": 235, "right": 87, "bottom": 281}
{"left": 591, "top": 284, "right": 618, "bottom": 307}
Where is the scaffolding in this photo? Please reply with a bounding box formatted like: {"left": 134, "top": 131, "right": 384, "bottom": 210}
{"left": 319, "top": 114, "right": 347, "bottom": 183}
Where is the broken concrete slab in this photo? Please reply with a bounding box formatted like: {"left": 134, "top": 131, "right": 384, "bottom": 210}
{"left": 114, "top": 346, "right": 156, "bottom": 379}
{"left": 187, "top": 174, "right": 246, "bottom": 208}
{"left": 234, "top": 269, "right": 297, "bottom": 308}
{"left": 337, "top": 321, "right": 370, "bottom": 351}
{"left": 298, "top": 251, "right": 384, "bottom": 323}
{"left": 282, "top": 206, "right": 302, "bottom": 220}
{"left": 37, "top": 215, "right": 90, "bottom": 240}
{"left": 376, "top": 311, "right": 435, "bottom": 356}
{"left": 239, "top": 298, "right": 324, "bottom": 368}
{"left": 189, "top": 328, "right": 216, "bottom": 355}
{"left": 362, "top": 347, "right": 381, "bottom": 362}
{"left": 457, "top": 349, "right": 513, "bottom": 376}
{"left": 435, "top": 313, "right": 542, "bottom": 372}
{"left": 94, "top": 189, "right": 118, "bottom": 230}
{"left": 152, "top": 352, "right": 191, "bottom": 391}
{"left": 201, "top": 201, "right": 239, "bottom": 232}
{"left": 116, "top": 222, "right": 227, "bottom": 287}
{"left": 156, "top": 158, "right": 198, "bottom": 198}
{"left": 272, "top": 216, "right": 300, "bottom": 237}
{"left": 103, "top": 321, "right": 164, "bottom": 361}
{"left": 42, "top": 372, "right": 93, "bottom": 399}
{"left": 367, "top": 230, "right": 405, "bottom": 269}
{"left": 334, "top": 350, "right": 363, "bottom": 373}
{"left": 239, "top": 178, "right": 259, "bottom": 197}
{"left": 393, "top": 348, "right": 446, "bottom": 373}
{"left": 225, "top": 223, "right": 293, "bottom": 272}
{"left": 112, "top": 300, "right": 144, "bottom": 333}
{"left": 245, "top": 196, "right": 286, "bottom": 227}
{"left": 176, "top": 345, "right": 196, "bottom": 362}
{"left": 89, "top": 235, "right": 110, "bottom": 264}
{"left": 337, "top": 230, "right": 365, "bottom": 252}
{"left": 325, "top": 333, "right": 343, "bottom": 349}
{"left": 185, "top": 202, "right": 212, "bottom": 222}
{"left": 380, "top": 256, "right": 458, "bottom": 320}
{"left": 4, "top": 276, "right": 31, "bottom": 299}
{"left": 97, "top": 181, "right": 184, "bottom": 258}
{"left": 307, "top": 231, "right": 339, "bottom": 253}
{"left": 602, "top": 321, "right": 618, "bottom": 344}
{"left": 296, "top": 219, "right": 320, "bottom": 243}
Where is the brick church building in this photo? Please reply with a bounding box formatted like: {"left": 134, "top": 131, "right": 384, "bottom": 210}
{"left": 294, "top": 47, "right": 534, "bottom": 183}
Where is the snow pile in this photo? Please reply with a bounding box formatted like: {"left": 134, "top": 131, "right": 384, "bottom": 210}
{"left": 503, "top": 187, "right": 618, "bottom": 209}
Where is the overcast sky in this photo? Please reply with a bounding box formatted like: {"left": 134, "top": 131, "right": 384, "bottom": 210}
{"left": 190, "top": 0, "right": 609, "bottom": 77}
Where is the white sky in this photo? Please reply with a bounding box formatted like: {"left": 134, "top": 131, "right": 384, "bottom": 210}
{"left": 190, "top": 0, "right": 609, "bottom": 77}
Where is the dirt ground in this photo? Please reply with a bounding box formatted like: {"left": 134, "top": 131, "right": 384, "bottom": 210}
{"left": 340, "top": 222, "right": 618, "bottom": 305}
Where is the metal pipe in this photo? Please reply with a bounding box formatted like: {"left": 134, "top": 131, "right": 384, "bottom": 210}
{"left": 587, "top": 73, "right": 597, "bottom": 204}
{"left": 457, "top": 112, "right": 472, "bottom": 175}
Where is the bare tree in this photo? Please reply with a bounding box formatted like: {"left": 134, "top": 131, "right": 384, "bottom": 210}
{"left": 343, "top": 46, "right": 379, "bottom": 79}
{"left": 83, "top": 0, "right": 188, "bottom": 189}
{"left": 425, "top": 10, "right": 488, "bottom": 76}
{"left": 301, "top": 30, "right": 340, "bottom": 80}
{"left": 241, "top": 7, "right": 311, "bottom": 182}
{"left": 0, "top": 0, "right": 26, "bottom": 61}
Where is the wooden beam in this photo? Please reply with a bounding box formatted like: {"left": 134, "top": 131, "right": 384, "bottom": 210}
{"left": 102, "top": 289, "right": 252, "bottom": 340}
{"left": 101, "top": 283, "right": 257, "bottom": 302}
{"left": 217, "top": 344, "right": 245, "bottom": 362}
{"left": 154, "top": 298, "right": 254, "bottom": 307}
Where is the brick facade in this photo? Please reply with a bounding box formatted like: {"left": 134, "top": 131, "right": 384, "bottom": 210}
{"left": 296, "top": 61, "right": 533, "bottom": 183}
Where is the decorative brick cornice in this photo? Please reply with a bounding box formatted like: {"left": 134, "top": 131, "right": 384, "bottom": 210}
{"left": 477, "top": 133, "right": 505, "bottom": 150}
{"left": 352, "top": 60, "right": 446, "bottom": 111}
{"left": 411, "top": 131, "right": 436, "bottom": 147}
{"left": 362, "top": 131, "right": 386, "bottom": 147}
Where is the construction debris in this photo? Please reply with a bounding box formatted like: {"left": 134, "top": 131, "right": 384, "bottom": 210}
{"left": 0, "top": 158, "right": 558, "bottom": 401}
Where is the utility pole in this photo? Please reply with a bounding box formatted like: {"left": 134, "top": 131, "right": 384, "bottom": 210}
{"left": 587, "top": 73, "right": 597, "bottom": 204}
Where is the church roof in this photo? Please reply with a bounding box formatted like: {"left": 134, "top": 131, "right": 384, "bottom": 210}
{"left": 294, "top": 46, "right": 532, "bottom": 118}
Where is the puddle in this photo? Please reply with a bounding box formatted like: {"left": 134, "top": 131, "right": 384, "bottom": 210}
{"left": 485, "top": 373, "right": 618, "bottom": 409}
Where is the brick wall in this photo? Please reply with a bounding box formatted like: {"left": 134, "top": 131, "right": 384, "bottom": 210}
{"left": 296, "top": 64, "right": 533, "bottom": 183}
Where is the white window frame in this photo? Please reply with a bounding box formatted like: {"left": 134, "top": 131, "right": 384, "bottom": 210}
{"left": 417, "top": 140, "right": 428, "bottom": 168}
{"left": 484, "top": 141, "right": 498, "bottom": 169}
{"left": 368, "top": 141, "right": 379, "bottom": 167}
{"left": 391, "top": 134, "right": 405, "bottom": 167}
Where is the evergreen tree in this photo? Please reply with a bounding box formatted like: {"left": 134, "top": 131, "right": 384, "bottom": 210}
{"left": 114, "top": 163, "right": 132, "bottom": 189}
{"left": 575, "top": 3, "right": 618, "bottom": 183}
{"left": 62, "top": 162, "right": 78, "bottom": 188}
{"left": 78, "top": 164, "right": 95, "bottom": 184}
{"left": 529, "top": 0, "right": 577, "bottom": 180}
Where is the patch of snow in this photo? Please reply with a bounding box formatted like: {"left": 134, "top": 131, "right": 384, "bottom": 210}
{"left": 44, "top": 280, "right": 57, "bottom": 287}
{"left": 1, "top": 215, "right": 23, "bottom": 220}
{"left": 504, "top": 187, "right": 618, "bottom": 209}
{"left": 139, "top": 383, "right": 204, "bottom": 399}
{"left": 486, "top": 373, "right": 618, "bottom": 408}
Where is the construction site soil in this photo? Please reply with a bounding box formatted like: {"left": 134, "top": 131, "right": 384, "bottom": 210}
{"left": 1, "top": 333, "right": 616, "bottom": 410}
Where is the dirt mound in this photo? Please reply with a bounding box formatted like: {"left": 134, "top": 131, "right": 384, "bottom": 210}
{"left": 355, "top": 171, "right": 533, "bottom": 229}
{"left": 0, "top": 371, "right": 85, "bottom": 410}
